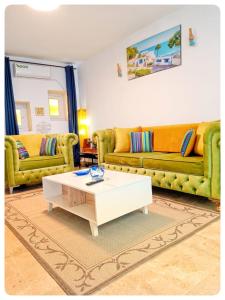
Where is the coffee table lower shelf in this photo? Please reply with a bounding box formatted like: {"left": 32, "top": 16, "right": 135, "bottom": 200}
{"left": 46, "top": 196, "right": 98, "bottom": 236}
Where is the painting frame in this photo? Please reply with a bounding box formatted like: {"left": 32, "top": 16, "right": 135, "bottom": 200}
{"left": 127, "top": 25, "right": 182, "bottom": 80}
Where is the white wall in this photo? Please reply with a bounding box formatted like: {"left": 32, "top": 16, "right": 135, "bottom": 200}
{"left": 10, "top": 57, "right": 80, "bottom": 134}
{"left": 78, "top": 5, "right": 220, "bottom": 134}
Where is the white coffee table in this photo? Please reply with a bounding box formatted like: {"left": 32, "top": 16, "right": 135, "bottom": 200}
{"left": 42, "top": 170, "right": 152, "bottom": 237}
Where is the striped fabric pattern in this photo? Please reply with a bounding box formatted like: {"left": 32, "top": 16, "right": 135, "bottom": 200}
{"left": 130, "top": 131, "right": 153, "bottom": 153}
{"left": 16, "top": 140, "right": 29, "bottom": 159}
{"left": 40, "top": 137, "right": 57, "bottom": 156}
{"left": 180, "top": 129, "right": 196, "bottom": 157}
{"left": 40, "top": 138, "right": 47, "bottom": 155}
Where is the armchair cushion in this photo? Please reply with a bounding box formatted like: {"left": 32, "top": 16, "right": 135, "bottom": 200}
{"left": 16, "top": 140, "right": 30, "bottom": 159}
{"left": 19, "top": 155, "right": 65, "bottom": 171}
{"left": 40, "top": 137, "right": 57, "bottom": 156}
{"left": 11, "top": 134, "right": 44, "bottom": 157}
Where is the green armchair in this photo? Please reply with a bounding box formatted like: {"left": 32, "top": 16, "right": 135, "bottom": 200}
{"left": 5, "top": 133, "right": 78, "bottom": 193}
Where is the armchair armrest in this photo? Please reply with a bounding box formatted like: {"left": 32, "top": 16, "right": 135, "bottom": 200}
{"left": 5, "top": 136, "right": 20, "bottom": 187}
{"left": 203, "top": 122, "right": 220, "bottom": 199}
{"left": 93, "top": 129, "right": 115, "bottom": 164}
{"left": 55, "top": 133, "right": 79, "bottom": 167}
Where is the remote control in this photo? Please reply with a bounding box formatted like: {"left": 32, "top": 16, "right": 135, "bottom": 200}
{"left": 86, "top": 179, "right": 104, "bottom": 186}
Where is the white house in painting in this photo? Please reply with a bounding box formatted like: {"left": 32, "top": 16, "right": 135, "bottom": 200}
{"left": 155, "top": 56, "right": 172, "bottom": 66}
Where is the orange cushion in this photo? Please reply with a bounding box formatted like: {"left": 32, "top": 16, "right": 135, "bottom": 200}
{"left": 194, "top": 122, "right": 211, "bottom": 155}
{"left": 114, "top": 127, "right": 141, "bottom": 153}
{"left": 142, "top": 123, "right": 199, "bottom": 152}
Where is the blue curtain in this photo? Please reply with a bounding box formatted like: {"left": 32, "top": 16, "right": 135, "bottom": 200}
{"left": 65, "top": 65, "right": 80, "bottom": 166}
{"left": 5, "top": 57, "right": 19, "bottom": 135}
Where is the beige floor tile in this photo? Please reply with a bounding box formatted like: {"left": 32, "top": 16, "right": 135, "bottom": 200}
{"left": 186, "top": 266, "right": 220, "bottom": 295}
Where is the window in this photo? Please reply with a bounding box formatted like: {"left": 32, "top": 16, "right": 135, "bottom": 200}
{"left": 49, "top": 98, "right": 60, "bottom": 116}
{"left": 48, "top": 90, "right": 67, "bottom": 120}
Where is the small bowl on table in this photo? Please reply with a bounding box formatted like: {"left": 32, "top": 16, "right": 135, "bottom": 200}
{"left": 90, "top": 165, "right": 105, "bottom": 181}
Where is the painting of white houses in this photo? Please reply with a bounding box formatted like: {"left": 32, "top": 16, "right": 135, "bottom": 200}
{"left": 127, "top": 25, "right": 181, "bottom": 80}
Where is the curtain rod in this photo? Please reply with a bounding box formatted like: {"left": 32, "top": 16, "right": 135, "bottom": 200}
{"left": 9, "top": 59, "right": 77, "bottom": 70}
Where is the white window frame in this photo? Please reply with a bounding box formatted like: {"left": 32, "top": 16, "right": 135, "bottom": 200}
{"left": 48, "top": 90, "right": 68, "bottom": 121}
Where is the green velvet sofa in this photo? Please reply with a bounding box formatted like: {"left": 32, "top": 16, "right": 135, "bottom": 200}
{"left": 5, "top": 133, "right": 78, "bottom": 193}
{"left": 93, "top": 122, "right": 220, "bottom": 203}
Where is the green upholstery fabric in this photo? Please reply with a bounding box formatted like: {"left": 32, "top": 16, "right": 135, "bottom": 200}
{"left": 14, "top": 165, "right": 72, "bottom": 186}
{"left": 94, "top": 122, "right": 220, "bottom": 200}
{"left": 93, "top": 129, "right": 115, "bottom": 164}
{"left": 19, "top": 155, "right": 65, "bottom": 171}
{"left": 105, "top": 152, "right": 203, "bottom": 176}
{"left": 5, "top": 133, "right": 78, "bottom": 189}
{"left": 104, "top": 152, "right": 165, "bottom": 168}
{"left": 102, "top": 164, "right": 210, "bottom": 198}
{"left": 105, "top": 152, "right": 142, "bottom": 168}
{"left": 143, "top": 153, "right": 204, "bottom": 176}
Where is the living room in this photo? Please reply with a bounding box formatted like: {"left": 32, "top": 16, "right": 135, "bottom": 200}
{"left": 3, "top": 2, "right": 222, "bottom": 297}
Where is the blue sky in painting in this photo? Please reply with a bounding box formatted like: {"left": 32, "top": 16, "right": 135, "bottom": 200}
{"left": 131, "top": 25, "right": 181, "bottom": 56}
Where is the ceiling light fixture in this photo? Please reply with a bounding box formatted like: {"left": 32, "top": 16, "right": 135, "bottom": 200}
{"left": 28, "top": 3, "right": 60, "bottom": 11}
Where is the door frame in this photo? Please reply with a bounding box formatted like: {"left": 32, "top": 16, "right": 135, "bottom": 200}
{"left": 15, "top": 101, "right": 32, "bottom": 132}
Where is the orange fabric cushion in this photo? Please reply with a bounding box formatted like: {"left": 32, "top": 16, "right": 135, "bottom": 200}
{"left": 114, "top": 127, "right": 141, "bottom": 153}
{"left": 193, "top": 122, "right": 211, "bottom": 155}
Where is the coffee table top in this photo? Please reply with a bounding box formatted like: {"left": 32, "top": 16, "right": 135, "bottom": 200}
{"left": 43, "top": 169, "right": 151, "bottom": 195}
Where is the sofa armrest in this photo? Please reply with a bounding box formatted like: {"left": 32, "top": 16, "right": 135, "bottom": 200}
{"left": 55, "top": 133, "right": 78, "bottom": 167}
{"left": 93, "top": 129, "right": 115, "bottom": 164}
{"left": 203, "top": 122, "right": 220, "bottom": 199}
{"left": 5, "top": 136, "right": 20, "bottom": 187}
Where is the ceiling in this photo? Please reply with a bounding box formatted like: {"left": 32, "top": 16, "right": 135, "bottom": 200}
{"left": 5, "top": 5, "right": 180, "bottom": 62}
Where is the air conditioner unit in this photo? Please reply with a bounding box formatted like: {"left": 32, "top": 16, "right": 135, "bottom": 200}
{"left": 14, "top": 62, "right": 51, "bottom": 79}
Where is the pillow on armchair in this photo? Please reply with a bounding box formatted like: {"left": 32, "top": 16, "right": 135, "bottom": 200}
{"left": 16, "top": 140, "right": 30, "bottom": 159}
{"left": 40, "top": 137, "right": 57, "bottom": 156}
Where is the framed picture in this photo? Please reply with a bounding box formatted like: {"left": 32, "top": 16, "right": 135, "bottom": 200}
{"left": 35, "top": 107, "right": 45, "bottom": 116}
{"left": 127, "top": 25, "right": 181, "bottom": 80}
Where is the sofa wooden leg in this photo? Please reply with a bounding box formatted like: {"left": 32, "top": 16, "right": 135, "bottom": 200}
{"left": 209, "top": 198, "right": 220, "bottom": 212}
{"left": 9, "top": 187, "right": 13, "bottom": 194}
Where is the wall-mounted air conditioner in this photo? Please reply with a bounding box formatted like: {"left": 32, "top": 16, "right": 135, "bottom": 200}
{"left": 14, "top": 62, "right": 51, "bottom": 79}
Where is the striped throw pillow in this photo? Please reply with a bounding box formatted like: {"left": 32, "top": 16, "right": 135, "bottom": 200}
{"left": 180, "top": 129, "right": 196, "bottom": 157}
{"left": 40, "top": 137, "right": 57, "bottom": 156}
{"left": 130, "top": 131, "right": 153, "bottom": 153}
{"left": 16, "top": 140, "right": 29, "bottom": 159}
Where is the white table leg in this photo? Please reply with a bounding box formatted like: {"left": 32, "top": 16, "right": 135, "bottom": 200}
{"left": 142, "top": 205, "right": 149, "bottom": 215}
{"left": 48, "top": 202, "right": 53, "bottom": 212}
{"left": 89, "top": 221, "right": 98, "bottom": 237}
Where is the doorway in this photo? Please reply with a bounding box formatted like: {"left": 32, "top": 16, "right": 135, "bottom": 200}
{"left": 15, "top": 101, "right": 32, "bottom": 132}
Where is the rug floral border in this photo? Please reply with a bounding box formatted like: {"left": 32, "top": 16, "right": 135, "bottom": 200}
{"left": 5, "top": 191, "right": 219, "bottom": 295}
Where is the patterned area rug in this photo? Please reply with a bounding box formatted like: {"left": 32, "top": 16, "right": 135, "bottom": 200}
{"left": 5, "top": 189, "right": 219, "bottom": 295}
